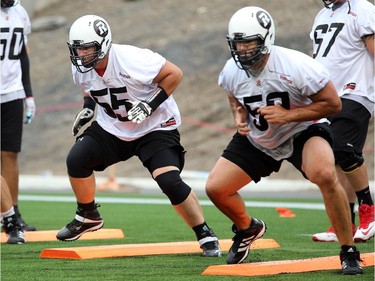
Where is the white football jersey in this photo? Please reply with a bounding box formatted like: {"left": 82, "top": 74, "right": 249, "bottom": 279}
{"left": 0, "top": 4, "right": 31, "bottom": 103}
{"left": 219, "top": 45, "right": 330, "bottom": 160}
{"left": 72, "top": 44, "right": 181, "bottom": 141}
{"left": 310, "top": 0, "right": 374, "bottom": 112}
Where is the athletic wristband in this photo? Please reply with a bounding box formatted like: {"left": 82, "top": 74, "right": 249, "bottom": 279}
{"left": 83, "top": 96, "right": 96, "bottom": 111}
{"left": 146, "top": 87, "right": 169, "bottom": 111}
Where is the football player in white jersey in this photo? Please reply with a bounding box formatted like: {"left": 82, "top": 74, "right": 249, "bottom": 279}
{"left": 0, "top": 0, "right": 36, "bottom": 231}
{"left": 205, "top": 6, "right": 363, "bottom": 274}
{"left": 56, "top": 15, "right": 221, "bottom": 257}
{"left": 310, "top": 0, "right": 375, "bottom": 244}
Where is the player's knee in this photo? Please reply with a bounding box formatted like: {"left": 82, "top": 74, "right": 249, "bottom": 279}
{"left": 206, "top": 178, "right": 224, "bottom": 201}
{"left": 307, "top": 166, "right": 336, "bottom": 188}
{"left": 66, "top": 150, "right": 92, "bottom": 178}
{"left": 334, "top": 151, "right": 364, "bottom": 173}
{"left": 154, "top": 170, "right": 191, "bottom": 205}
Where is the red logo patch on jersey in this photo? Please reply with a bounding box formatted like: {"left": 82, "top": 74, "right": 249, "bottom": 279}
{"left": 160, "top": 117, "right": 176, "bottom": 128}
{"left": 343, "top": 82, "right": 356, "bottom": 91}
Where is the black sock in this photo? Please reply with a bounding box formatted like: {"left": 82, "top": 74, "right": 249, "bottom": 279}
{"left": 349, "top": 203, "right": 355, "bottom": 225}
{"left": 356, "top": 187, "right": 373, "bottom": 206}
{"left": 13, "top": 205, "right": 20, "bottom": 216}
{"left": 77, "top": 201, "right": 97, "bottom": 212}
{"left": 341, "top": 244, "right": 356, "bottom": 252}
{"left": 192, "top": 222, "right": 211, "bottom": 240}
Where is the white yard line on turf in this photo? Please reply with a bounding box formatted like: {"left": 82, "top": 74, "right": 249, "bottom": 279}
{"left": 19, "top": 195, "right": 326, "bottom": 210}
{"left": 20, "top": 174, "right": 375, "bottom": 194}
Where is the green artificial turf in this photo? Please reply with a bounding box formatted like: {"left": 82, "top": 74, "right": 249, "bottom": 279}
{"left": 1, "top": 193, "right": 374, "bottom": 281}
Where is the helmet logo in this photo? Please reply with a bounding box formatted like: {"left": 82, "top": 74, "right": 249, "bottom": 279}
{"left": 94, "top": 20, "right": 108, "bottom": 37}
{"left": 256, "top": 11, "right": 272, "bottom": 30}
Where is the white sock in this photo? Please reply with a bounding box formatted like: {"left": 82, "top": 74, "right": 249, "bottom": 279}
{"left": 1, "top": 207, "right": 15, "bottom": 219}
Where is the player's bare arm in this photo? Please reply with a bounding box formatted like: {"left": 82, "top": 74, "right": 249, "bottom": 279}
{"left": 152, "top": 60, "right": 183, "bottom": 95}
{"left": 128, "top": 60, "right": 183, "bottom": 124}
{"left": 227, "top": 94, "right": 250, "bottom": 136}
{"left": 258, "top": 80, "right": 341, "bottom": 125}
{"left": 363, "top": 34, "right": 374, "bottom": 58}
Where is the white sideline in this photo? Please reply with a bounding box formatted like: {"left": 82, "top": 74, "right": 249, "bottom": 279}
{"left": 19, "top": 172, "right": 374, "bottom": 193}
{"left": 18, "top": 194, "right": 327, "bottom": 210}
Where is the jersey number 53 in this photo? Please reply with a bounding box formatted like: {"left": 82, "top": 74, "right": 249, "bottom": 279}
{"left": 243, "top": 91, "right": 290, "bottom": 131}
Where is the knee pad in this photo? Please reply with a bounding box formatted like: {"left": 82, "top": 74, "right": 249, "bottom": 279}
{"left": 334, "top": 151, "right": 364, "bottom": 173}
{"left": 154, "top": 170, "right": 191, "bottom": 205}
{"left": 66, "top": 149, "right": 93, "bottom": 178}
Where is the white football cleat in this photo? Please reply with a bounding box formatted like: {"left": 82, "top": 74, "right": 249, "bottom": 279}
{"left": 312, "top": 224, "right": 357, "bottom": 242}
{"left": 312, "top": 226, "right": 338, "bottom": 242}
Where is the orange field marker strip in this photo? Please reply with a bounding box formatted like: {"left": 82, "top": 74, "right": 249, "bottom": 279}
{"left": 40, "top": 238, "right": 280, "bottom": 259}
{"left": 202, "top": 252, "right": 375, "bottom": 276}
{"left": 1, "top": 229, "right": 124, "bottom": 243}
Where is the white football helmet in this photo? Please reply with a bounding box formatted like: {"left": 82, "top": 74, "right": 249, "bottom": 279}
{"left": 68, "top": 15, "right": 112, "bottom": 73}
{"left": 227, "top": 6, "right": 275, "bottom": 76}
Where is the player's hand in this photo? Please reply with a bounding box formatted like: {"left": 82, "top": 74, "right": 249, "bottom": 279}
{"left": 127, "top": 101, "right": 153, "bottom": 124}
{"left": 72, "top": 108, "right": 94, "bottom": 136}
{"left": 235, "top": 106, "right": 250, "bottom": 136}
{"left": 24, "top": 97, "right": 36, "bottom": 124}
{"left": 258, "top": 104, "right": 289, "bottom": 125}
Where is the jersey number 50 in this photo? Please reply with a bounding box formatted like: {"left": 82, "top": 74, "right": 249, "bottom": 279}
{"left": 0, "top": 27, "right": 24, "bottom": 60}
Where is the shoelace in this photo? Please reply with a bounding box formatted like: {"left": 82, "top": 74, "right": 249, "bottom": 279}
{"left": 231, "top": 231, "right": 253, "bottom": 249}
{"left": 202, "top": 240, "right": 219, "bottom": 250}
{"left": 344, "top": 254, "right": 360, "bottom": 268}
{"left": 66, "top": 219, "right": 83, "bottom": 229}
{"left": 343, "top": 259, "right": 357, "bottom": 269}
